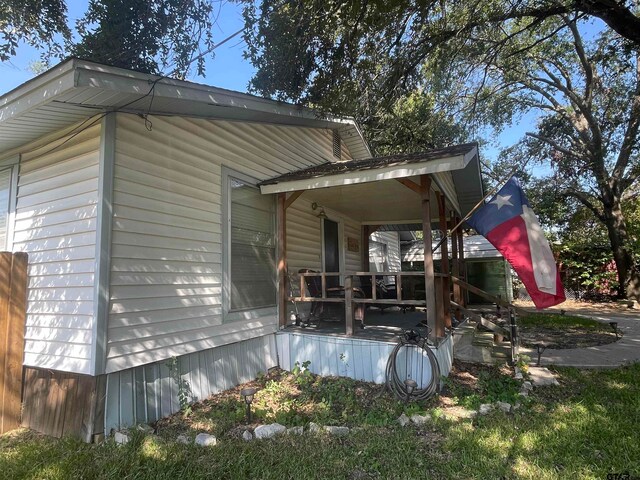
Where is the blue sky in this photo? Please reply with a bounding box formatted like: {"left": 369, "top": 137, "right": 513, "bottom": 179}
{"left": 0, "top": 2, "right": 256, "bottom": 94}
{"left": 0, "top": 4, "right": 604, "bottom": 175}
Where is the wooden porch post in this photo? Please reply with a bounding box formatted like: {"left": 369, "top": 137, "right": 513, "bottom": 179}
{"left": 277, "top": 193, "right": 287, "bottom": 328}
{"left": 420, "top": 176, "right": 442, "bottom": 338}
{"left": 362, "top": 225, "right": 370, "bottom": 272}
{"left": 456, "top": 218, "right": 467, "bottom": 307}
{"left": 450, "top": 216, "right": 462, "bottom": 305}
{"left": 437, "top": 193, "right": 452, "bottom": 329}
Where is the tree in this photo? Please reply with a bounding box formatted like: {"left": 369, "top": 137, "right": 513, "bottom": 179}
{"left": 0, "top": 0, "right": 69, "bottom": 61}
{"left": 240, "top": 0, "right": 640, "bottom": 109}
{"left": 1, "top": 0, "right": 219, "bottom": 78}
{"left": 471, "top": 18, "right": 640, "bottom": 299}
{"left": 241, "top": 4, "right": 639, "bottom": 299}
{"left": 70, "top": 0, "right": 217, "bottom": 77}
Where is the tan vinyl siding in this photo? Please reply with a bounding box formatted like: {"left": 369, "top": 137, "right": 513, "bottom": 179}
{"left": 370, "top": 231, "right": 401, "bottom": 272}
{"left": 286, "top": 197, "right": 322, "bottom": 274}
{"left": 15, "top": 124, "right": 101, "bottom": 375}
{"left": 107, "top": 114, "right": 340, "bottom": 372}
{"left": 344, "top": 219, "right": 361, "bottom": 273}
{"left": 0, "top": 168, "right": 11, "bottom": 248}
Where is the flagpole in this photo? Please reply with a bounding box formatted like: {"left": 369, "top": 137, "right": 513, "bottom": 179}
{"left": 431, "top": 166, "right": 521, "bottom": 254}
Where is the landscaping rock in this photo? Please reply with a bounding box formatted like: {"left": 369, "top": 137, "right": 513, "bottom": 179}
{"left": 410, "top": 414, "right": 431, "bottom": 425}
{"left": 528, "top": 367, "right": 560, "bottom": 386}
{"left": 512, "top": 402, "right": 522, "bottom": 411}
{"left": 308, "top": 422, "right": 322, "bottom": 434}
{"left": 397, "top": 413, "right": 410, "bottom": 427}
{"left": 478, "top": 403, "right": 494, "bottom": 415}
{"left": 522, "top": 381, "right": 533, "bottom": 391}
{"left": 496, "top": 401, "right": 512, "bottom": 413}
{"left": 518, "top": 390, "right": 529, "bottom": 397}
{"left": 287, "top": 426, "right": 304, "bottom": 435}
{"left": 325, "top": 426, "right": 349, "bottom": 436}
{"left": 114, "top": 431, "right": 129, "bottom": 445}
{"left": 176, "top": 434, "right": 190, "bottom": 444}
{"left": 242, "top": 430, "right": 253, "bottom": 441}
{"left": 514, "top": 372, "right": 524, "bottom": 380}
{"left": 254, "top": 423, "right": 286, "bottom": 440}
{"left": 136, "top": 423, "right": 155, "bottom": 434}
{"left": 195, "top": 433, "right": 217, "bottom": 447}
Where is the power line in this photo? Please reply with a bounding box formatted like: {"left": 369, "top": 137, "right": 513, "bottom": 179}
{"left": 28, "top": 28, "right": 245, "bottom": 158}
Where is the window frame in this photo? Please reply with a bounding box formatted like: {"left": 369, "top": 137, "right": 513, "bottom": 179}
{"left": 221, "top": 167, "right": 277, "bottom": 323}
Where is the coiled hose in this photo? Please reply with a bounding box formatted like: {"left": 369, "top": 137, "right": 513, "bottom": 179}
{"left": 385, "top": 329, "right": 440, "bottom": 402}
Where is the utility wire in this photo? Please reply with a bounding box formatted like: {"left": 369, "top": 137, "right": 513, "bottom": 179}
{"left": 28, "top": 28, "right": 245, "bottom": 158}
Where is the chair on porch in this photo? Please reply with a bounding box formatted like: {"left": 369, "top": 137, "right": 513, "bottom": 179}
{"left": 357, "top": 275, "right": 404, "bottom": 314}
{"left": 299, "top": 269, "right": 366, "bottom": 327}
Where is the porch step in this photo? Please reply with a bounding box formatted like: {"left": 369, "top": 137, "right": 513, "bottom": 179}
{"left": 472, "top": 332, "right": 495, "bottom": 347}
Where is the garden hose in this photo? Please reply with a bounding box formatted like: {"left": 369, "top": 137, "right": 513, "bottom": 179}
{"left": 385, "top": 329, "right": 440, "bottom": 402}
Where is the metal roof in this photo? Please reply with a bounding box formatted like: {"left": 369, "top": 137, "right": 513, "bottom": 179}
{"left": 0, "top": 58, "right": 371, "bottom": 159}
{"left": 259, "top": 143, "right": 477, "bottom": 186}
{"left": 259, "top": 143, "right": 484, "bottom": 218}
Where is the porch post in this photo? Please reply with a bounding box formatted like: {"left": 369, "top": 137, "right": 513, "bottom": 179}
{"left": 362, "top": 225, "right": 370, "bottom": 272}
{"left": 456, "top": 218, "right": 467, "bottom": 307}
{"left": 420, "top": 176, "right": 441, "bottom": 338}
{"left": 277, "top": 193, "right": 287, "bottom": 328}
{"left": 437, "top": 193, "right": 451, "bottom": 329}
{"left": 450, "top": 216, "right": 462, "bottom": 305}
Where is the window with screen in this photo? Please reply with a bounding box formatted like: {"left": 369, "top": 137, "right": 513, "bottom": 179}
{"left": 228, "top": 175, "right": 276, "bottom": 311}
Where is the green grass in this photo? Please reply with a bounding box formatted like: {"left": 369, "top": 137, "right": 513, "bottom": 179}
{"left": 2, "top": 364, "right": 639, "bottom": 479}
{"left": 518, "top": 313, "right": 607, "bottom": 330}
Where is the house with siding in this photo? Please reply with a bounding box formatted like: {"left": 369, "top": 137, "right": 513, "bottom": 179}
{"left": 402, "top": 235, "right": 514, "bottom": 303}
{"left": 0, "top": 59, "right": 485, "bottom": 441}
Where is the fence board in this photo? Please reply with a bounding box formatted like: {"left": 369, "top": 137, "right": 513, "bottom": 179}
{"left": 0, "top": 252, "right": 28, "bottom": 434}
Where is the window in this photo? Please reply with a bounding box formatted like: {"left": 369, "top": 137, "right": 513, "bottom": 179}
{"left": 0, "top": 167, "right": 13, "bottom": 250}
{"left": 225, "top": 171, "right": 276, "bottom": 313}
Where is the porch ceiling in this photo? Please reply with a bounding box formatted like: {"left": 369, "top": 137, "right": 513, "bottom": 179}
{"left": 305, "top": 176, "right": 445, "bottom": 224}
{"left": 259, "top": 143, "right": 484, "bottom": 219}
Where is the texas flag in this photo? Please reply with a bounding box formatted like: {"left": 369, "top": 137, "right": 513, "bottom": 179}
{"left": 467, "top": 177, "right": 565, "bottom": 309}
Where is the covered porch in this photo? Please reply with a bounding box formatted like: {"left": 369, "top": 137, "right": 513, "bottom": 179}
{"left": 259, "top": 143, "right": 485, "bottom": 380}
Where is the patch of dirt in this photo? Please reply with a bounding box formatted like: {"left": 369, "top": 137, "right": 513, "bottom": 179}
{"left": 520, "top": 325, "right": 620, "bottom": 349}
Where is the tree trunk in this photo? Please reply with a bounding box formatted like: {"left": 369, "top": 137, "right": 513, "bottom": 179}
{"left": 603, "top": 201, "right": 640, "bottom": 300}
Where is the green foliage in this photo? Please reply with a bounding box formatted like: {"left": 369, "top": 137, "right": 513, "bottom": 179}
{"left": 165, "top": 357, "right": 194, "bottom": 416}
{"left": 0, "top": 0, "right": 69, "bottom": 62}
{"left": 291, "top": 360, "right": 313, "bottom": 388}
{"left": 3, "top": 365, "right": 640, "bottom": 479}
{"left": 70, "top": 0, "right": 216, "bottom": 77}
{"left": 1, "top": 1, "right": 218, "bottom": 77}
{"left": 518, "top": 313, "right": 606, "bottom": 330}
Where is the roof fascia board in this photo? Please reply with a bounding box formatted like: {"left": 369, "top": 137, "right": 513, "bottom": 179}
{"left": 259, "top": 154, "right": 468, "bottom": 194}
{"left": 0, "top": 59, "right": 77, "bottom": 124}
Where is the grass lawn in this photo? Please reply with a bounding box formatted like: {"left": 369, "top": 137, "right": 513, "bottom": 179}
{"left": 1, "top": 362, "right": 639, "bottom": 479}
{"left": 517, "top": 313, "right": 608, "bottom": 330}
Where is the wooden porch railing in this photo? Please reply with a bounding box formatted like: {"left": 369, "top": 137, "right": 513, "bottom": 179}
{"left": 287, "top": 271, "right": 450, "bottom": 336}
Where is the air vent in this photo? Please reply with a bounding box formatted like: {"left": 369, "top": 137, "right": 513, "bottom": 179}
{"left": 332, "top": 130, "right": 341, "bottom": 160}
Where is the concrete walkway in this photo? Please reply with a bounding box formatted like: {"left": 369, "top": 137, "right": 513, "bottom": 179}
{"left": 520, "top": 309, "right": 640, "bottom": 369}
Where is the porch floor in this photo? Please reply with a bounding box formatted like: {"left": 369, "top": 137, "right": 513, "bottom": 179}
{"left": 283, "top": 307, "right": 431, "bottom": 343}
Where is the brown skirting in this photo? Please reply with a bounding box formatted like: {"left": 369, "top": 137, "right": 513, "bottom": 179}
{"left": 21, "top": 367, "right": 106, "bottom": 443}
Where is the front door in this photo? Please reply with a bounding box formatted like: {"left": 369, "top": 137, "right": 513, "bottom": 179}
{"left": 323, "top": 218, "right": 340, "bottom": 288}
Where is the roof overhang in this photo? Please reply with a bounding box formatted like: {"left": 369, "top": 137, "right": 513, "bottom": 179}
{"left": 0, "top": 58, "right": 371, "bottom": 159}
{"left": 259, "top": 146, "right": 476, "bottom": 195}
{"left": 259, "top": 143, "right": 484, "bottom": 219}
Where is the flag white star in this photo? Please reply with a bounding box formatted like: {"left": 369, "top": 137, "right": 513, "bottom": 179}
{"left": 490, "top": 194, "right": 513, "bottom": 210}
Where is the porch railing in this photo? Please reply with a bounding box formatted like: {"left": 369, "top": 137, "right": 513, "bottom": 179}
{"left": 287, "top": 271, "right": 450, "bottom": 335}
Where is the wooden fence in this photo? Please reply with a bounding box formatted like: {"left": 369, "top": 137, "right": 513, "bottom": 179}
{"left": 0, "top": 252, "right": 28, "bottom": 435}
